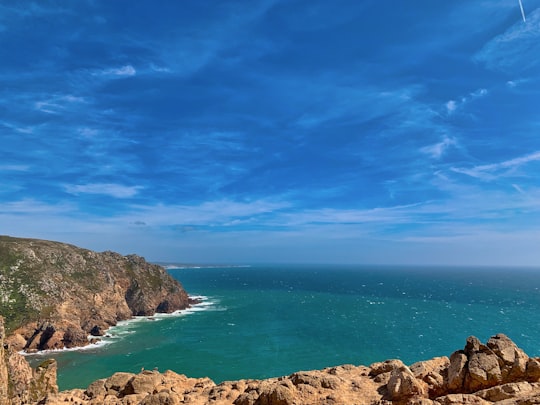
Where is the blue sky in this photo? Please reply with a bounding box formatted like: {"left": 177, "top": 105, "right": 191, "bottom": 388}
{"left": 1, "top": 1, "right": 540, "bottom": 265}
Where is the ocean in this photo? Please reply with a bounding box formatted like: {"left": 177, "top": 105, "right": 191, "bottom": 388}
{"left": 27, "top": 265, "right": 540, "bottom": 391}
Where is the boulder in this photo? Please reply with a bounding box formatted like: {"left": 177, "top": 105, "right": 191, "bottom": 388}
{"left": 253, "top": 380, "right": 296, "bottom": 405}
{"left": 386, "top": 364, "right": 428, "bottom": 402}
{"left": 122, "top": 370, "right": 163, "bottom": 396}
{"left": 369, "top": 359, "right": 406, "bottom": 376}
{"left": 104, "top": 372, "right": 136, "bottom": 394}
{"left": 446, "top": 351, "right": 467, "bottom": 392}
{"left": 465, "top": 349, "right": 502, "bottom": 391}
{"left": 410, "top": 356, "right": 449, "bottom": 397}
{"left": 486, "top": 334, "right": 528, "bottom": 381}
{"left": 85, "top": 378, "right": 107, "bottom": 399}
{"left": 475, "top": 381, "right": 533, "bottom": 402}
{"left": 434, "top": 393, "right": 491, "bottom": 404}
{"left": 526, "top": 358, "right": 540, "bottom": 381}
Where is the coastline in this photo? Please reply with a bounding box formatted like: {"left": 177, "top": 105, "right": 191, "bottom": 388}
{"left": 20, "top": 295, "right": 211, "bottom": 358}
{"left": 14, "top": 264, "right": 540, "bottom": 397}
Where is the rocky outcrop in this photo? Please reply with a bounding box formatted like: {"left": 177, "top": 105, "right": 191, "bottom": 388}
{"left": 1, "top": 316, "right": 58, "bottom": 404}
{"left": 2, "top": 325, "right": 540, "bottom": 404}
{"left": 29, "top": 334, "right": 540, "bottom": 405}
{"left": 0, "top": 236, "right": 191, "bottom": 352}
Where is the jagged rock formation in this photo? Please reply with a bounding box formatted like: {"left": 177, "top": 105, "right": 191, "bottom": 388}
{"left": 7, "top": 333, "right": 537, "bottom": 405}
{"left": 2, "top": 311, "right": 540, "bottom": 404}
{"left": 0, "top": 236, "right": 191, "bottom": 352}
{"left": 1, "top": 316, "right": 58, "bottom": 405}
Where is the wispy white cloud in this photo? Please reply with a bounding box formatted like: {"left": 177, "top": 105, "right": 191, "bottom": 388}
{"left": 506, "top": 78, "right": 529, "bottom": 88}
{"left": 96, "top": 65, "right": 136, "bottom": 77}
{"left": 0, "top": 120, "right": 33, "bottom": 134}
{"left": 124, "top": 1, "right": 281, "bottom": 78}
{"left": 294, "top": 84, "right": 420, "bottom": 129}
{"left": 0, "top": 3, "right": 71, "bottom": 19}
{"left": 0, "top": 199, "right": 75, "bottom": 215}
{"left": 476, "top": 7, "right": 540, "bottom": 72}
{"left": 127, "top": 199, "right": 290, "bottom": 227}
{"left": 149, "top": 64, "right": 171, "bottom": 73}
{"left": 2, "top": 183, "right": 540, "bottom": 265}
{"left": 0, "top": 164, "right": 30, "bottom": 172}
{"left": 34, "top": 94, "right": 86, "bottom": 114}
{"left": 512, "top": 183, "right": 525, "bottom": 194}
{"left": 451, "top": 150, "right": 540, "bottom": 180}
{"left": 64, "top": 183, "right": 143, "bottom": 198}
{"left": 78, "top": 127, "right": 99, "bottom": 138}
{"left": 445, "top": 88, "right": 488, "bottom": 114}
{"left": 421, "top": 136, "right": 457, "bottom": 159}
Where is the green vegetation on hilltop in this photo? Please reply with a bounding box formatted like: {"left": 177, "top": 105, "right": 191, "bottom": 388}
{"left": 0, "top": 235, "right": 190, "bottom": 349}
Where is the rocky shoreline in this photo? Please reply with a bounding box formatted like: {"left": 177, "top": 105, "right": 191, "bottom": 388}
{"left": 3, "top": 312, "right": 540, "bottom": 405}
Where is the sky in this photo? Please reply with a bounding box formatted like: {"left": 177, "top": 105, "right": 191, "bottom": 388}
{"left": 1, "top": 0, "right": 540, "bottom": 266}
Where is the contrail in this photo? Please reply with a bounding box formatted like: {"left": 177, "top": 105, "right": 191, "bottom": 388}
{"left": 519, "top": 0, "right": 526, "bottom": 22}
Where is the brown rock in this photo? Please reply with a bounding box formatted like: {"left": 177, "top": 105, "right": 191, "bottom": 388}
{"left": 386, "top": 365, "right": 428, "bottom": 402}
{"left": 290, "top": 371, "right": 341, "bottom": 390}
{"left": 255, "top": 381, "right": 296, "bottom": 405}
{"left": 465, "top": 350, "right": 502, "bottom": 391}
{"left": 85, "top": 378, "right": 107, "bottom": 399}
{"left": 410, "top": 356, "right": 449, "bottom": 397}
{"left": 63, "top": 325, "right": 90, "bottom": 348}
{"left": 3, "top": 342, "right": 58, "bottom": 404}
{"left": 487, "top": 333, "right": 528, "bottom": 381}
{"left": 446, "top": 351, "right": 467, "bottom": 392}
{"left": 476, "top": 381, "right": 533, "bottom": 401}
{"left": 434, "top": 393, "right": 491, "bottom": 404}
{"left": 139, "top": 391, "right": 182, "bottom": 405}
{"left": 0, "top": 317, "right": 9, "bottom": 405}
{"left": 105, "top": 372, "right": 136, "bottom": 394}
{"left": 5, "top": 333, "right": 27, "bottom": 352}
{"left": 527, "top": 358, "right": 540, "bottom": 382}
{"left": 122, "top": 370, "right": 163, "bottom": 395}
{"left": 369, "top": 359, "right": 406, "bottom": 376}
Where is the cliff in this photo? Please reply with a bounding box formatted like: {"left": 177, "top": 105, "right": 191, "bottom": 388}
{"left": 1, "top": 316, "right": 58, "bottom": 405}
{"left": 0, "top": 236, "right": 191, "bottom": 352}
{"left": 2, "top": 319, "right": 540, "bottom": 404}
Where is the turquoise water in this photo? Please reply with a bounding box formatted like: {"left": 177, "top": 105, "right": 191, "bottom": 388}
{"left": 28, "top": 265, "right": 540, "bottom": 390}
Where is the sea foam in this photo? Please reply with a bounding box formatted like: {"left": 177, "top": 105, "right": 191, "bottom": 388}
{"left": 22, "top": 295, "right": 216, "bottom": 356}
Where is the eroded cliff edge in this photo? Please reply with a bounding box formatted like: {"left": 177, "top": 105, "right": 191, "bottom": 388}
{"left": 0, "top": 235, "right": 191, "bottom": 352}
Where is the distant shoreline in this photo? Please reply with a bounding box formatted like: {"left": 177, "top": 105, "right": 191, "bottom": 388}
{"left": 158, "top": 263, "right": 252, "bottom": 270}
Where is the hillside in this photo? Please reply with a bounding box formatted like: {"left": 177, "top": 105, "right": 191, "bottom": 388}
{"left": 0, "top": 235, "right": 191, "bottom": 352}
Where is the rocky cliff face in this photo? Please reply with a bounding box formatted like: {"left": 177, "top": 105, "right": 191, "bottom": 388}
{"left": 0, "top": 316, "right": 58, "bottom": 405}
{"left": 21, "top": 333, "right": 540, "bottom": 405}
{"left": 0, "top": 236, "right": 191, "bottom": 351}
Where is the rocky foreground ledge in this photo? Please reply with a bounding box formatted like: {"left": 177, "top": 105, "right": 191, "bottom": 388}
{"left": 2, "top": 315, "right": 540, "bottom": 405}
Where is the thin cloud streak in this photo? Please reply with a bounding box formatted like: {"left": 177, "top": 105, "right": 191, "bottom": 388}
{"left": 452, "top": 151, "right": 540, "bottom": 180}
{"left": 519, "top": 0, "right": 527, "bottom": 22}
{"left": 94, "top": 65, "right": 137, "bottom": 77}
{"left": 65, "top": 183, "right": 143, "bottom": 199}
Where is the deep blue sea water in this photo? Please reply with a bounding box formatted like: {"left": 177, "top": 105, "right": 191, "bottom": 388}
{"left": 28, "top": 265, "right": 540, "bottom": 390}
